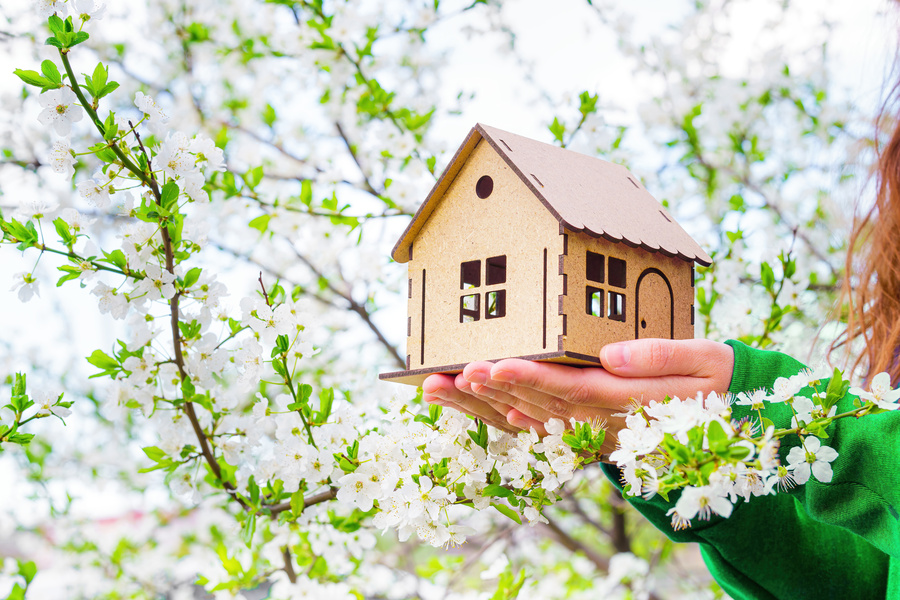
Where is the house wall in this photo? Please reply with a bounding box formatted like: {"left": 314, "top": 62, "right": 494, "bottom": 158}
{"left": 406, "top": 139, "right": 564, "bottom": 369}
{"left": 561, "top": 231, "right": 695, "bottom": 359}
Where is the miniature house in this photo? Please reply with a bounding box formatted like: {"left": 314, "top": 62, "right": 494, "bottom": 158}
{"left": 380, "top": 124, "right": 712, "bottom": 386}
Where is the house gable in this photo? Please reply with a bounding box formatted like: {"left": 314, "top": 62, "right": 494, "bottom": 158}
{"left": 405, "top": 138, "right": 564, "bottom": 371}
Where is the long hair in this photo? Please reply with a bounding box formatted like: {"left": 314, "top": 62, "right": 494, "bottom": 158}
{"left": 830, "top": 89, "right": 900, "bottom": 384}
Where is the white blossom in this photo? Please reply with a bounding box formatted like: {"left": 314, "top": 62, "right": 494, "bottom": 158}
{"left": 37, "top": 87, "right": 83, "bottom": 136}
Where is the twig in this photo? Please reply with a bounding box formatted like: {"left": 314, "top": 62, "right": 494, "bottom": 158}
{"left": 268, "top": 487, "right": 337, "bottom": 515}
{"left": 335, "top": 121, "right": 380, "bottom": 196}
{"left": 291, "top": 247, "right": 406, "bottom": 369}
{"left": 542, "top": 514, "right": 609, "bottom": 571}
{"left": 258, "top": 272, "right": 271, "bottom": 306}
{"left": 282, "top": 546, "right": 298, "bottom": 584}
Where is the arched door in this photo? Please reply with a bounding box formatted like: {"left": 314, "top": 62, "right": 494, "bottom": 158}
{"left": 635, "top": 269, "right": 674, "bottom": 339}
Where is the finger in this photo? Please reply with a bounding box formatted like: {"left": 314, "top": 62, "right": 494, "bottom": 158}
{"left": 487, "top": 358, "right": 640, "bottom": 408}
{"left": 449, "top": 373, "right": 518, "bottom": 431}
{"left": 463, "top": 362, "right": 598, "bottom": 423}
{"left": 505, "top": 408, "right": 547, "bottom": 435}
{"left": 600, "top": 339, "right": 733, "bottom": 384}
{"left": 423, "top": 373, "right": 505, "bottom": 421}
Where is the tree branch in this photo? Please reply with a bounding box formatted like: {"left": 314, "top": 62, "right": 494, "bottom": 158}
{"left": 542, "top": 514, "right": 609, "bottom": 572}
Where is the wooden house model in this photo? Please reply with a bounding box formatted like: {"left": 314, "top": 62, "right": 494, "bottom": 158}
{"left": 380, "top": 124, "right": 712, "bottom": 386}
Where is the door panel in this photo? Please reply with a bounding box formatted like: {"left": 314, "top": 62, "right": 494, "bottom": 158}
{"left": 636, "top": 269, "right": 674, "bottom": 339}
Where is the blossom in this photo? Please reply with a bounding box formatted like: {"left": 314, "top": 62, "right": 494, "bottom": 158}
{"left": 735, "top": 388, "right": 766, "bottom": 411}
{"left": 134, "top": 91, "right": 169, "bottom": 135}
{"left": 609, "top": 413, "right": 664, "bottom": 465}
{"left": 768, "top": 375, "right": 804, "bottom": 403}
{"left": 33, "top": 390, "right": 70, "bottom": 419}
{"left": 336, "top": 469, "right": 382, "bottom": 512}
{"left": 786, "top": 436, "right": 838, "bottom": 484}
{"left": 670, "top": 484, "right": 733, "bottom": 523}
{"left": 131, "top": 263, "right": 176, "bottom": 301}
{"left": 91, "top": 282, "right": 129, "bottom": 319}
{"left": 77, "top": 177, "right": 112, "bottom": 209}
{"left": 48, "top": 140, "right": 76, "bottom": 177}
{"left": 37, "top": 88, "right": 83, "bottom": 136}
{"left": 36, "top": 0, "right": 66, "bottom": 19}
{"left": 190, "top": 134, "right": 226, "bottom": 172}
{"left": 850, "top": 372, "right": 900, "bottom": 410}
{"left": 156, "top": 131, "right": 194, "bottom": 178}
{"left": 71, "top": 0, "right": 106, "bottom": 21}
{"left": 10, "top": 272, "right": 39, "bottom": 302}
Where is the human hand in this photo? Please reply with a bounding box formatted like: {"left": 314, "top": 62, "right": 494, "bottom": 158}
{"left": 422, "top": 339, "right": 735, "bottom": 451}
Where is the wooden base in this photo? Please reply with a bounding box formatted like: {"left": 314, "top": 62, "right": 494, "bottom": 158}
{"left": 379, "top": 351, "right": 601, "bottom": 387}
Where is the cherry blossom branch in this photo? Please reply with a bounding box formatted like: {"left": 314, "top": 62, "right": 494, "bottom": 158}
{"left": 267, "top": 487, "right": 337, "bottom": 516}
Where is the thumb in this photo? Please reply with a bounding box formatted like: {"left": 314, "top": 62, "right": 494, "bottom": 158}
{"left": 599, "top": 338, "right": 731, "bottom": 380}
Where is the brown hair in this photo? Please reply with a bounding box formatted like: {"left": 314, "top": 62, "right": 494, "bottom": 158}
{"left": 831, "top": 94, "right": 900, "bottom": 384}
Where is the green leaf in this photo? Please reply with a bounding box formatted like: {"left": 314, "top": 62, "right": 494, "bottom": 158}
{"left": 183, "top": 267, "right": 202, "bottom": 290}
{"left": 71, "top": 31, "right": 90, "bottom": 47}
{"left": 548, "top": 117, "right": 565, "bottom": 143}
{"left": 482, "top": 484, "right": 514, "bottom": 499}
{"left": 760, "top": 262, "right": 775, "bottom": 291}
{"left": 13, "top": 69, "right": 51, "bottom": 88}
{"left": 40, "top": 60, "right": 61, "bottom": 84}
{"left": 317, "top": 388, "right": 334, "bottom": 421}
{"left": 262, "top": 103, "right": 276, "bottom": 127}
{"left": 300, "top": 179, "right": 313, "bottom": 206}
{"left": 241, "top": 511, "right": 257, "bottom": 547}
{"left": 706, "top": 420, "right": 728, "bottom": 453}
{"left": 53, "top": 217, "right": 76, "bottom": 247}
{"left": 98, "top": 82, "right": 119, "bottom": 98}
{"left": 90, "top": 62, "right": 108, "bottom": 91}
{"left": 248, "top": 214, "right": 270, "bottom": 234}
{"left": 86, "top": 349, "right": 118, "bottom": 371}
{"left": 44, "top": 36, "right": 64, "bottom": 49}
{"left": 142, "top": 446, "right": 167, "bottom": 462}
{"left": 19, "top": 560, "right": 37, "bottom": 585}
{"left": 492, "top": 503, "right": 522, "bottom": 524}
{"left": 245, "top": 165, "right": 263, "bottom": 189}
{"left": 103, "top": 111, "right": 118, "bottom": 140}
{"left": 160, "top": 181, "right": 180, "bottom": 211}
{"left": 47, "top": 15, "right": 65, "bottom": 34}
{"left": 290, "top": 489, "right": 305, "bottom": 516}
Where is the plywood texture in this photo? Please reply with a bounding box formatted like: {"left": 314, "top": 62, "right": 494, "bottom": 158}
{"left": 405, "top": 139, "right": 564, "bottom": 370}
{"left": 561, "top": 231, "right": 694, "bottom": 359}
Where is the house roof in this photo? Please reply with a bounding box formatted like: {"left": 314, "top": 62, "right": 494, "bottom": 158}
{"left": 391, "top": 123, "right": 712, "bottom": 267}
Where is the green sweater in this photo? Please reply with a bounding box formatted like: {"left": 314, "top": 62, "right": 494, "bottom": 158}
{"left": 603, "top": 340, "right": 900, "bottom": 599}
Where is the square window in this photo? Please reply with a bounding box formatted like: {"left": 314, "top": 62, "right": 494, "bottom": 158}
{"left": 460, "top": 293, "right": 480, "bottom": 323}
{"left": 609, "top": 257, "right": 627, "bottom": 288}
{"left": 586, "top": 251, "right": 605, "bottom": 284}
{"left": 460, "top": 260, "right": 480, "bottom": 290}
{"left": 586, "top": 286, "right": 603, "bottom": 317}
{"left": 486, "top": 290, "right": 506, "bottom": 319}
{"left": 486, "top": 255, "right": 507, "bottom": 285}
{"left": 608, "top": 291, "right": 625, "bottom": 321}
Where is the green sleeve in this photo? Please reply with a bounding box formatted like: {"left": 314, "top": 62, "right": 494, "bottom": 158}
{"left": 601, "top": 340, "right": 897, "bottom": 599}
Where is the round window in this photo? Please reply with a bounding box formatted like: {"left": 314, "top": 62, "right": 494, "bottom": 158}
{"left": 476, "top": 175, "right": 493, "bottom": 199}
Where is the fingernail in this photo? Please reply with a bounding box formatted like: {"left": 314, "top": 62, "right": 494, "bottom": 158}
{"left": 491, "top": 369, "right": 515, "bottom": 384}
{"left": 603, "top": 343, "right": 631, "bottom": 369}
{"left": 465, "top": 371, "right": 487, "bottom": 385}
